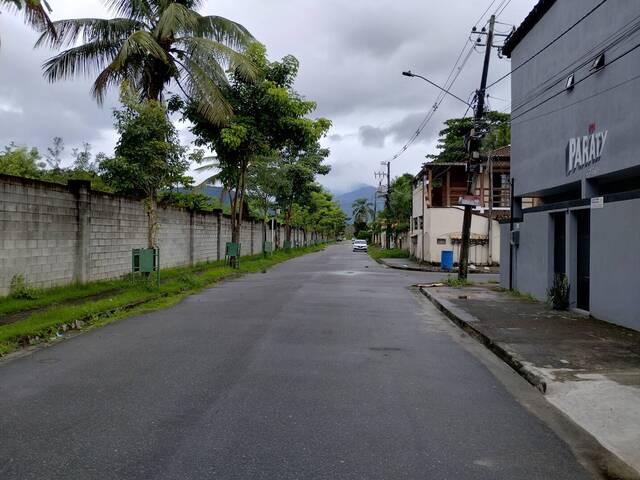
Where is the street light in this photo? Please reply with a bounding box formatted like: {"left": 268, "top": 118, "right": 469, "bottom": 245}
{"left": 402, "top": 70, "right": 472, "bottom": 107}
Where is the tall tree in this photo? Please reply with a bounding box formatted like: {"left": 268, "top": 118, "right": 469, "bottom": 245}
{"left": 71, "top": 142, "right": 94, "bottom": 171}
{"left": 351, "top": 197, "right": 373, "bottom": 224}
{"left": 184, "top": 43, "right": 331, "bottom": 244}
{"left": 45, "top": 136, "right": 64, "bottom": 170}
{"left": 36, "top": 0, "right": 256, "bottom": 125}
{"left": 427, "top": 111, "right": 510, "bottom": 163}
{"left": 271, "top": 146, "right": 330, "bottom": 243}
{"left": 100, "top": 88, "right": 190, "bottom": 248}
{"left": 1, "top": 0, "right": 55, "bottom": 43}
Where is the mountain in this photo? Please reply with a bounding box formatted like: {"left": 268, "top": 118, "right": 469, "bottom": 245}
{"left": 335, "top": 185, "right": 385, "bottom": 223}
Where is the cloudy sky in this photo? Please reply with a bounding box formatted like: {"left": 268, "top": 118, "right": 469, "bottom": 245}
{"left": 0, "top": 0, "right": 537, "bottom": 194}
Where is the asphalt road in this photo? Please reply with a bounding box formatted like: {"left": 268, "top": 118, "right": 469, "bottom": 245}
{"left": 0, "top": 243, "right": 593, "bottom": 479}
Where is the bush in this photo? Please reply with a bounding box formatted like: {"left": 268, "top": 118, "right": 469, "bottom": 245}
{"left": 548, "top": 273, "right": 570, "bottom": 310}
{"left": 9, "top": 274, "right": 38, "bottom": 300}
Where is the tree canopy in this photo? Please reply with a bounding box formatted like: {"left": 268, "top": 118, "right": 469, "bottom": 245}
{"left": 37, "top": 0, "right": 256, "bottom": 125}
{"left": 426, "top": 111, "right": 510, "bottom": 163}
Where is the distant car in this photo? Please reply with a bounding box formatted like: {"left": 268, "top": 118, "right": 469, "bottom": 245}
{"left": 351, "top": 237, "right": 356, "bottom": 244}
{"left": 353, "top": 239, "right": 368, "bottom": 252}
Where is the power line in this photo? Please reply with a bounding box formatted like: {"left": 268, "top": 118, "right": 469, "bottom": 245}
{"left": 385, "top": 0, "right": 503, "bottom": 165}
{"left": 487, "top": 0, "right": 609, "bottom": 89}
{"left": 495, "top": 0, "right": 512, "bottom": 18}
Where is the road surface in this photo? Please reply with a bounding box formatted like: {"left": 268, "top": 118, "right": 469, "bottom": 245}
{"left": 0, "top": 243, "right": 593, "bottom": 479}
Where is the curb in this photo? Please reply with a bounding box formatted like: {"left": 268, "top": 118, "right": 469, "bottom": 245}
{"left": 419, "top": 286, "right": 548, "bottom": 394}
{"left": 377, "top": 257, "right": 498, "bottom": 274}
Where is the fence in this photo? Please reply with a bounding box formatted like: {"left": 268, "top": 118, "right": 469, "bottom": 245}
{"left": 0, "top": 174, "right": 323, "bottom": 295}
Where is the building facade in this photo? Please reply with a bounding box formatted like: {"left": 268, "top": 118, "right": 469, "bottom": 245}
{"left": 501, "top": 0, "right": 640, "bottom": 330}
{"left": 410, "top": 147, "right": 511, "bottom": 265}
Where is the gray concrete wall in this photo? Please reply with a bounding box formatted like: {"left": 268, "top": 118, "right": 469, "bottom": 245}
{"left": 0, "top": 175, "right": 311, "bottom": 295}
{"left": 510, "top": 0, "right": 640, "bottom": 197}
{"left": 590, "top": 198, "right": 640, "bottom": 330}
{"left": 511, "top": 211, "right": 552, "bottom": 301}
{"left": 499, "top": 223, "right": 511, "bottom": 288}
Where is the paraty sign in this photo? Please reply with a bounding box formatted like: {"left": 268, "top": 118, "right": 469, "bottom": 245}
{"left": 566, "top": 123, "right": 607, "bottom": 175}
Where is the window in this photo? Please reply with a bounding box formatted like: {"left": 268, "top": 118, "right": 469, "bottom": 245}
{"left": 419, "top": 216, "right": 424, "bottom": 230}
{"left": 437, "top": 238, "right": 446, "bottom": 245}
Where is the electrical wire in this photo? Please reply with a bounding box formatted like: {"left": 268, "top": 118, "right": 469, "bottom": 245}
{"left": 486, "top": 0, "right": 609, "bottom": 89}
{"left": 495, "top": 0, "right": 512, "bottom": 18}
{"left": 383, "top": 0, "right": 504, "bottom": 167}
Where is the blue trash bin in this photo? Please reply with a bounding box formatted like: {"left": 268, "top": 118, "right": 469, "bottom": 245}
{"left": 441, "top": 250, "right": 454, "bottom": 271}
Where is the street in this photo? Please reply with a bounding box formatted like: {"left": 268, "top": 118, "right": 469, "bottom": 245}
{"left": 0, "top": 243, "right": 593, "bottom": 479}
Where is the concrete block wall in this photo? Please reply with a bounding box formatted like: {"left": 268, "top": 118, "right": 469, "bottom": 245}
{"left": 0, "top": 176, "right": 78, "bottom": 292}
{"left": 89, "top": 192, "right": 147, "bottom": 282}
{"left": 0, "top": 175, "right": 325, "bottom": 295}
{"left": 157, "top": 207, "right": 191, "bottom": 269}
{"left": 193, "top": 212, "right": 218, "bottom": 263}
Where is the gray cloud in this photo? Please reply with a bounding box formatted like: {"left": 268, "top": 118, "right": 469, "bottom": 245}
{"left": 358, "top": 125, "right": 386, "bottom": 148}
{"left": 0, "top": 0, "right": 538, "bottom": 191}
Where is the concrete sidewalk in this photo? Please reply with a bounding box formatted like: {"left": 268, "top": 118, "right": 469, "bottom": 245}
{"left": 421, "top": 285, "right": 640, "bottom": 477}
{"left": 378, "top": 256, "right": 499, "bottom": 274}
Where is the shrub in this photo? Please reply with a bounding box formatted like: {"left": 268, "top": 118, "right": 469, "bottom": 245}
{"left": 548, "top": 273, "right": 570, "bottom": 310}
{"left": 9, "top": 274, "right": 38, "bottom": 300}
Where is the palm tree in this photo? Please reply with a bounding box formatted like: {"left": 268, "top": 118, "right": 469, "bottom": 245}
{"left": 1, "top": 0, "right": 55, "bottom": 42}
{"left": 352, "top": 197, "right": 373, "bottom": 225}
{"left": 35, "top": 0, "right": 256, "bottom": 124}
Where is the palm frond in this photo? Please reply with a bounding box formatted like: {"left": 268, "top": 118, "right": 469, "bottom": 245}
{"left": 35, "top": 17, "right": 144, "bottom": 49}
{"left": 2, "top": 0, "right": 56, "bottom": 39}
{"left": 178, "top": 36, "right": 258, "bottom": 82}
{"left": 103, "top": 0, "right": 154, "bottom": 22}
{"left": 180, "top": 56, "right": 232, "bottom": 125}
{"left": 114, "top": 30, "right": 168, "bottom": 68}
{"left": 197, "top": 15, "right": 254, "bottom": 50}
{"left": 91, "top": 30, "right": 165, "bottom": 102}
{"left": 42, "top": 40, "right": 121, "bottom": 81}
{"left": 155, "top": 2, "right": 199, "bottom": 39}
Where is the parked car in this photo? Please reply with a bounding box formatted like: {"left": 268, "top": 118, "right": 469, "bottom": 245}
{"left": 353, "top": 239, "right": 368, "bottom": 252}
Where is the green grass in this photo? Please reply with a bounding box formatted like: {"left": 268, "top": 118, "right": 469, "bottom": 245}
{"left": 443, "top": 276, "right": 473, "bottom": 288}
{"left": 493, "top": 286, "right": 538, "bottom": 302}
{"left": 0, "top": 244, "right": 328, "bottom": 356}
{"left": 368, "top": 245, "right": 411, "bottom": 260}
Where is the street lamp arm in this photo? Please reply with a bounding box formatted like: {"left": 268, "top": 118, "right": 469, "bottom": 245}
{"left": 402, "top": 70, "right": 472, "bottom": 107}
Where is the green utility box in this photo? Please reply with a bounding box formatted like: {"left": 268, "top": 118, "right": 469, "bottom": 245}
{"left": 132, "top": 248, "right": 160, "bottom": 286}
{"left": 263, "top": 241, "right": 273, "bottom": 257}
{"left": 283, "top": 240, "right": 292, "bottom": 251}
{"left": 225, "top": 242, "right": 241, "bottom": 268}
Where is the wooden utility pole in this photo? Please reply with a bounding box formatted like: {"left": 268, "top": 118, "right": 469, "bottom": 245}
{"left": 459, "top": 14, "right": 495, "bottom": 280}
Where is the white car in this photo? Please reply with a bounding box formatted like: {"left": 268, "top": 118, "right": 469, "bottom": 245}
{"left": 353, "top": 239, "right": 368, "bottom": 252}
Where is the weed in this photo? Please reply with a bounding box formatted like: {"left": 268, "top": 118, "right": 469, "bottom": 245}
{"left": 9, "top": 275, "right": 38, "bottom": 300}
{"left": 444, "top": 276, "right": 472, "bottom": 288}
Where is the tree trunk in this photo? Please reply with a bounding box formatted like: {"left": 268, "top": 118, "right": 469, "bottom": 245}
{"left": 285, "top": 203, "right": 293, "bottom": 242}
{"left": 145, "top": 192, "right": 158, "bottom": 249}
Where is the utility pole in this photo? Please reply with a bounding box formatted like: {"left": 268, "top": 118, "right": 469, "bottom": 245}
{"left": 459, "top": 14, "right": 495, "bottom": 280}
{"left": 374, "top": 165, "right": 391, "bottom": 249}
{"left": 382, "top": 161, "right": 391, "bottom": 249}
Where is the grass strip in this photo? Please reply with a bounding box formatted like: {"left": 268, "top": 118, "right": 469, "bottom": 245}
{"left": 368, "top": 245, "right": 411, "bottom": 260}
{"left": 0, "top": 244, "right": 327, "bottom": 356}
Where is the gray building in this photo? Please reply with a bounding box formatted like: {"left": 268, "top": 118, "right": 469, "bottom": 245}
{"left": 500, "top": 0, "right": 640, "bottom": 331}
